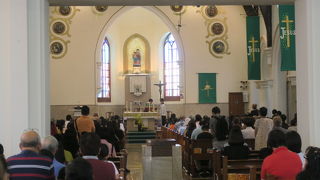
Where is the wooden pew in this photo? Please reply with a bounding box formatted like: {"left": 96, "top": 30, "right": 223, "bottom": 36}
{"left": 189, "top": 139, "right": 214, "bottom": 177}
{"left": 182, "top": 136, "right": 191, "bottom": 173}
{"left": 222, "top": 156, "right": 262, "bottom": 180}
{"left": 109, "top": 149, "right": 128, "bottom": 180}
{"left": 213, "top": 150, "right": 262, "bottom": 180}
{"left": 161, "top": 126, "right": 167, "bottom": 139}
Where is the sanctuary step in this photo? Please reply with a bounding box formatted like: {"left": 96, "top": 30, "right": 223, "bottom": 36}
{"left": 126, "top": 131, "right": 156, "bottom": 144}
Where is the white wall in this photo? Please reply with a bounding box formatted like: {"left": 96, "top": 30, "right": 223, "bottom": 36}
{"left": 50, "top": 6, "right": 250, "bottom": 105}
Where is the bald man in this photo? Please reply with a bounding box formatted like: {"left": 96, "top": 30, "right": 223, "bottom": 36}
{"left": 6, "top": 130, "right": 54, "bottom": 180}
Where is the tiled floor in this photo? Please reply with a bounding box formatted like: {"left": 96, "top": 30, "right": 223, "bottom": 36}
{"left": 125, "top": 144, "right": 212, "bottom": 180}
{"left": 126, "top": 144, "right": 143, "bottom": 180}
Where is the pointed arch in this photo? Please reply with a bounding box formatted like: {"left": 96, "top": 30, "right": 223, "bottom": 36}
{"left": 123, "top": 33, "right": 150, "bottom": 74}
{"left": 97, "top": 37, "right": 111, "bottom": 102}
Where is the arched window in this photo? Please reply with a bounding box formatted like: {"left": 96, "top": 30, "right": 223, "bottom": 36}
{"left": 163, "top": 33, "right": 180, "bottom": 101}
{"left": 97, "top": 37, "right": 111, "bottom": 102}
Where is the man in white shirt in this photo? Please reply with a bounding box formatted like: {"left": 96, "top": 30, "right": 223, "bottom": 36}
{"left": 159, "top": 98, "right": 167, "bottom": 126}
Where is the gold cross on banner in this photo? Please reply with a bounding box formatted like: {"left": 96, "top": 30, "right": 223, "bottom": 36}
{"left": 202, "top": 81, "right": 214, "bottom": 97}
{"left": 282, "top": 15, "right": 294, "bottom": 48}
{"left": 249, "top": 36, "right": 259, "bottom": 62}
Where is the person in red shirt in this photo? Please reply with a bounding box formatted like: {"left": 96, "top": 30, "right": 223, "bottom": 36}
{"left": 261, "top": 129, "right": 302, "bottom": 180}
{"left": 80, "top": 133, "right": 115, "bottom": 180}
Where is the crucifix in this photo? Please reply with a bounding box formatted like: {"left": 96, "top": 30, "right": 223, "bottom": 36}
{"left": 249, "top": 36, "right": 259, "bottom": 62}
{"left": 202, "top": 81, "right": 214, "bottom": 97}
{"left": 154, "top": 81, "right": 166, "bottom": 101}
{"left": 282, "top": 15, "right": 294, "bottom": 48}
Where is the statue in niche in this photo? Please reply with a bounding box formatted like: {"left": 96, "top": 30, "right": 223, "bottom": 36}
{"left": 132, "top": 49, "right": 141, "bottom": 73}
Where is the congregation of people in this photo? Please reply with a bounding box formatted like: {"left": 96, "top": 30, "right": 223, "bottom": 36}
{"left": 0, "top": 105, "right": 127, "bottom": 180}
{"left": 0, "top": 103, "right": 319, "bottom": 180}
{"left": 163, "top": 105, "right": 319, "bottom": 180}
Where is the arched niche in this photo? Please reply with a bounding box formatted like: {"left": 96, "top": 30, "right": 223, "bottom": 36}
{"left": 123, "top": 33, "right": 150, "bottom": 74}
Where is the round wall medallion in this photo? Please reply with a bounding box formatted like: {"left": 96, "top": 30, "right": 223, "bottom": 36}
{"left": 52, "top": 21, "right": 66, "bottom": 35}
{"left": 211, "top": 23, "right": 224, "bottom": 35}
{"left": 170, "top": 5, "right": 183, "bottom": 13}
{"left": 59, "top": 6, "right": 71, "bottom": 16}
{"left": 50, "top": 42, "right": 64, "bottom": 55}
{"left": 212, "top": 41, "right": 225, "bottom": 54}
{"left": 205, "top": 6, "right": 218, "bottom": 18}
{"left": 95, "top": 6, "right": 108, "bottom": 12}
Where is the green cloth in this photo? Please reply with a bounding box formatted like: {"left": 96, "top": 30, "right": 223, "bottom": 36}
{"left": 246, "top": 16, "right": 261, "bottom": 80}
{"left": 198, "top": 73, "right": 216, "bottom": 104}
{"left": 279, "top": 5, "right": 296, "bottom": 71}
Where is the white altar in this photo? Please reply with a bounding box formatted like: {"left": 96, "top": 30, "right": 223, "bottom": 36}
{"left": 123, "top": 112, "right": 159, "bottom": 131}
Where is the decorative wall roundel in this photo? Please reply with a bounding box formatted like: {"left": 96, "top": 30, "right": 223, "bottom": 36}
{"left": 205, "top": 6, "right": 218, "bottom": 18}
{"left": 212, "top": 41, "right": 225, "bottom": 54}
{"left": 211, "top": 23, "right": 224, "bottom": 35}
{"left": 59, "top": 6, "right": 71, "bottom": 16}
{"left": 95, "top": 6, "right": 108, "bottom": 12}
{"left": 52, "top": 22, "right": 66, "bottom": 35}
{"left": 50, "top": 42, "right": 64, "bottom": 55}
{"left": 170, "top": 5, "right": 183, "bottom": 12}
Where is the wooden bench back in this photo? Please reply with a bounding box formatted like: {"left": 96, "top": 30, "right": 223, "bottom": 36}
{"left": 222, "top": 156, "right": 262, "bottom": 180}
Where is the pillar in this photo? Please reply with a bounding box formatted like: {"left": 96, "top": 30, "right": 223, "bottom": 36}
{"left": 296, "top": 0, "right": 320, "bottom": 149}
{"left": 0, "top": 0, "right": 50, "bottom": 155}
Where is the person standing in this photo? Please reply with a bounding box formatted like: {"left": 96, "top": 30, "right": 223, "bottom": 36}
{"left": 209, "top": 106, "right": 222, "bottom": 135}
{"left": 159, "top": 98, "right": 167, "bottom": 126}
{"left": 254, "top": 107, "right": 274, "bottom": 150}
{"left": 75, "top": 105, "right": 95, "bottom": 136}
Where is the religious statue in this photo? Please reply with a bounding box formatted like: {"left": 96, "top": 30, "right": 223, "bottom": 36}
{"left": 132, "top": 49, "right": 141, "bottom": 68}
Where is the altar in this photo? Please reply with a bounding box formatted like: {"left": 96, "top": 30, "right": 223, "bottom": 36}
{"left": 123, "top": 112, "right": 159, "bottom": 132}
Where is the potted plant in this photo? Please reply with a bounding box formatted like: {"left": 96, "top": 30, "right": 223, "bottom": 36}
{"left": 134, "top": 114, "right": 143, "bottom": 131}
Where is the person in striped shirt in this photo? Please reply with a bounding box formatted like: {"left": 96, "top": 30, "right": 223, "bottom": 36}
{"left": 7, "top": 130, "right": 54, "bottom": 180}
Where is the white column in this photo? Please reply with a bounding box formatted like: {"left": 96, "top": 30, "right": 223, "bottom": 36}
{"left": 0, "top": 0, "right": 49, "bottom": 155}
{"left": 248, "top": 81, "right": 259, "bottom": 110}
{"left": 296, "top": 0, "right": 320, "bottom": 149}
{"left": 27, "top": 0, "right": 50, "bottom": 138}
{"left": 270, "top": 6, "right": 287, "bottom": 114}
{"left": 256, "top": 80, "right": 273, "bottom": 117}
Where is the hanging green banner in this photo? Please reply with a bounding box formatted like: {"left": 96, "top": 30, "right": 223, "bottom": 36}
{"left": 198, "top": 73, "right": 216, "bottom": 104}
{"left": 246, "top": 16, "right": 261, "bottom": 80}
{"left": 279, "top": 5, "right": 296, "bottom": 71}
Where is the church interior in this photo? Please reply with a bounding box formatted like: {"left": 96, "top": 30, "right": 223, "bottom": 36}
{"left": 1, "top": 0, "right": 320, "bottom": 180}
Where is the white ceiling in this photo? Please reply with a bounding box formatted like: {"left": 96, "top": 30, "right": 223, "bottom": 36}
{"left": 48, "top": 0, "right": 294, "bottom": 6}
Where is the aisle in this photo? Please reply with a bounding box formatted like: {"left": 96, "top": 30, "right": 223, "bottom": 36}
{"left": 126, "top": 144, "right": 143, "bottom": 180}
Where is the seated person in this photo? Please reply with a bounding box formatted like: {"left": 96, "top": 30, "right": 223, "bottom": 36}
{"left": 98, "top": 144, "right": 119, "bottom": 179}
{"left": 261, "top": 130, "right": 302, "bottom": 180}
{"left": 65, "top": 158, "right": 93, "bottom": 180}
{"left": 297, "top": 146, "right": 320, "bottom": 180}
{"left": 196, "top": 124, "right": 213, "bottom": 140}
{"left": 223, "top": 126, "right": 249, "bottom": 160}
{"left": 195, "top": 124, "right": 213, "bottom": 177}
{"left": 285, "top": 131, "right": 305, "bottom": 168}
{"left": 80, "top": 133, "right": 115, "bottom": 180}
{"left": 241, "top": 117, "right": 255, "bottom": 139}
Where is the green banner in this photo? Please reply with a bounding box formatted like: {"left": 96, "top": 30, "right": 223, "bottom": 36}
{"left": 198, "top": 73, "right": 216, "bottom": 104}
{"left": 246, "top": 16, "right": 261, "bottom": 80}
{"left": 279, "top": 5, "right": 296, "bottom": 71}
